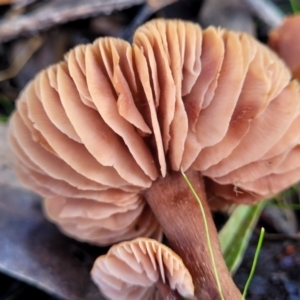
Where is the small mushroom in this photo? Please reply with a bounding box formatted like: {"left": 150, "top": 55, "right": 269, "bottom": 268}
{"left": 91, "top": 237, "right": 194, "bottom": 300}
{"left": 269, "top": 14, "right": 300, "bottom": 79}
{"left": 9, "top": 19, "right": 300, "bottom": 299}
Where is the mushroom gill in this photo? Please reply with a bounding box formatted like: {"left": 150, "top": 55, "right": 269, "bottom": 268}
{"left": 9, "top": 18, "right": 300, "bottom": 299}
{"left": 91, "top": 238, "right": 194, "bottom": 300}
{"left": 44, "top": 197, "right": 162, "bottom": 246}
{"left": 10, "top": 19, "right": 300, "bottom": 225}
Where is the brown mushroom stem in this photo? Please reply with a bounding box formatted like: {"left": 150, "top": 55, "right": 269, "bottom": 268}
{"left": 155, "top": 277, "right": 182, "bottom": 300}
{"left": 143, "top": 171, "right": 241, "bottom": 300}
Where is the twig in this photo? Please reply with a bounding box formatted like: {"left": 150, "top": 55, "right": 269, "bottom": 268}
{"left": 0, "top": 0, "right": 13, "bottom": 4}
{"left": 121, "top": 0, "right": 177, "bottom": 41}
{"left": 121, "top": 4, "right": 153, "bottom": 41}
{"left": 242, "top": 0, "right": 284, "bottom": 28}
{"left": 0, "top": 0, "right": 146, "bottom": 42}
{"left": 200, "top": 0, "right": 255, "bottom": 35}
{"left": 0, "top": 36, "right": 43, "bottom": 82}
{"left": 263, "top": 233, "right": 300, "bottom": 241}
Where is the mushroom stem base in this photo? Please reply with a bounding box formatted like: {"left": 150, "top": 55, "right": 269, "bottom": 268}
{"left": 144, "top": 171, "right": 241, "bottom": 300}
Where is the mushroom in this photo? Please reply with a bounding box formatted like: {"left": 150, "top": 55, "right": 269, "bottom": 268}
{"left": 9, "top": 19, "right": 300, "bottom": 299}
{"left": 269, "top": 14, "right": 300, "bottom": 79}
{"left": 91, "top": 237, "right": 194, "bottom": 300}
{"left": 8, "top": 63, "right": 162, "bottom": 246}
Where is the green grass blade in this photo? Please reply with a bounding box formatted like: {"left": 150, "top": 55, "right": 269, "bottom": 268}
{"left": 219, "top": 202, "right": 266, "bottom": 275}
{"left": 0, "top": 96, "right": 14, "bottom": 115}
{"left": 242, "top": 228, "right": 265, "bottom": 300}
{"left": 0, "top": 96, "right": 14, "bottom": 123}
{"left": 290, "top": 0, "right": 300, "bottom": 12}
{"left": 0, "top": 114, "right": 9, "bottom": 123}
{"left": 181, "top": 170, "right": 225, "bottom": 300}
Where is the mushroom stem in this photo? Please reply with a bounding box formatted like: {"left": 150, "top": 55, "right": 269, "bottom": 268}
{"left": 155, "top": 277, "right": 182, "bottom": 300}
{"left": 143, "top": 171, "right": 241, "bottom": 300}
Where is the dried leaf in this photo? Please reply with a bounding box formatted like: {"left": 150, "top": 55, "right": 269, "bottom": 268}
{"left": 219, "top": 202, "right": 266, "bottom": 275}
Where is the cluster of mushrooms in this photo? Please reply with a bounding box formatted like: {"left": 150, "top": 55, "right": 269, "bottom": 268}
{"left": 9, "top": 14, "right": 300, "bottom": 300}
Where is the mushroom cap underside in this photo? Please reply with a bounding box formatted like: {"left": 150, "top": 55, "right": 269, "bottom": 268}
{"left": 91, "top": 237, "right": 195, "bottom": 300}
{"left": 9, "top": 18, "right": 300, "bottom": 244}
